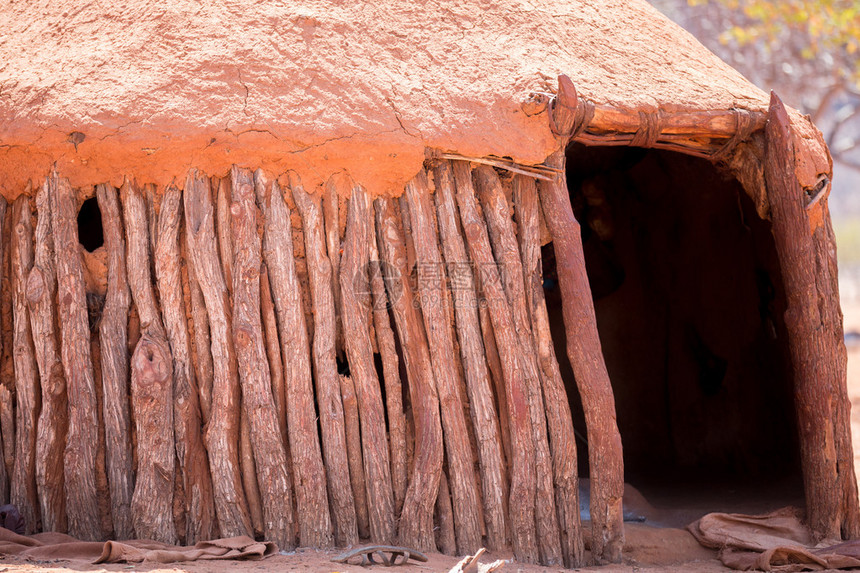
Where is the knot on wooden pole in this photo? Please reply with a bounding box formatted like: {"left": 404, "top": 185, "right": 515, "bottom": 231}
{"left": 630, "top": 111, "right": 663, "bottom": 148}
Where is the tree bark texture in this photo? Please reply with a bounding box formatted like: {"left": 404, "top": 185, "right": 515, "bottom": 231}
{"left": 186, "top": 250, "right": 213, "bottom": 425}
{"left": 513, "top": 174, "right": 585, "bottom": 567}
{"left": 367, "top": 212, "right": 408, "bottom": 516}
{"left": 50, "top": 173, "right": 102, "bottom": 541}
{"left": 406, "top": 170, "right": 482, "bottom": 555}
{"left": 130, "top": 331, "right": 177, "bottom": 544}
{"left": 375, "top": 197, "right": 443, "bottom": 553}
{"left": 0, "top": 202, "right": 14, "bottom": 494}
{"left": 474, "top": 166, "right": 562, "bottom": 566}
{"left": 538, "top": 150, "right": 625, "bottom": 564}
{"left": 28, "top": 181, "right": 66, "bottom": 533}
{"left": 451, "top": 162, "right": 539, "bottom": 564}
{"left": 155, "top": 184, "right": 217, "bottom": 544}
{"left": 764, "top": 93, "right": 860, "bottom": 541}
{"left": 338, "top": 181, "right": 396, "bottom": 544}
{"left": 95, "top": 183, "right": 135, "bottom": 540}
{"left": 435, "top": 470, "right": 456, "bottom": 556}
{"left": 230, "top": 166, "right": 295, "bottom": 550}
{"left": 260, "top": 177, "right": 340, "bottom": 547}
{"left": 183, "top": 169, "right": 251, "bottom": 538}
{"left": 10, "top": 195, "right": 40, "bottom": 533}
{"left": 433, "top": 161, "right": 508, "bottom": 552}
{"left": 323, "top": 175, "right": 344, "bottom": 358}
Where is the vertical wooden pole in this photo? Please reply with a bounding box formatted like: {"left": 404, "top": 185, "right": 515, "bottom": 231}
{"left": 435, "top": 470, "right": 457, "bottom": 556}
{"left": 764, "top": 92, "right": 860, "bottom": 540}
{"left": 513, "top": 174, "right": 585, "bottom": 567}
{"left": 375, "top": 196, "right": 443, "bottom": 553}
{"left": 260, "top": 177, "right": 345, "bottom": 546}
{"left": 183, "top": 169, "right": 252, "bottom": 538}
{"left": 451, "top": 162, "right": 538, "bottom": 564}
{"left": 434, "top": 160, "right": 508, "bottom": 551}
{"left": 10, "top": 195, "right": 40, "bottom": 533}
{"left": 0, "top": 201, "right": 14, "bottom": 496}
{"left": 95, "top": 183, "right": 135, "bottom": 540}
{"left": 367, "top": 213, "right": 408, "bottom": 516}
{"left": 130, "top": 331, "right": 178, "bottom": 543}
{"left": 476, "top": 166, "right": 562, "bottom": 568}
{"left": 28, "top": 182, "right": 66, "bottom": 532}
{"left": 406, "top": 170, "right": 482, "bottom": 554}
{"left": 541, "top": 76, "right": 625, "bottom": 563}
{"left": 50, "top": 172, "right": 102, "bottom": 540}
{"left": 323, "top": 176, "right": 344, "bottom": 358}
{"left": 186, "top": 248, "right": 213, "bottom": 425}
{"left": 259, "top": 263, "right": 288, "bottom": 447}
{"left": 230, "top": 166, "right": 295, "bottom": 550}
{"left": 155, "top": 184, "right": 217, "bottom": 543}
{"left": 337, "top": 180, "right": 396, "bottom": 543}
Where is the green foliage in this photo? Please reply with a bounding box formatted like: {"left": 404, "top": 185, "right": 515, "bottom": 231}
{"left": 690, "top": 0, "right": 860, "bottom": 86}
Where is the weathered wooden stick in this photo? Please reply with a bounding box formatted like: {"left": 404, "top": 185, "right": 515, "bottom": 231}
{"left": 337, "top": 180, "right": 396, "bottom": 543}
{"left": 130, "top": 331, "right": 177, "bottom": 543}
{"left": 478, "top": 303, "right": 512, "bottom": 479}
{"left": 230, "top": 166, "right": 295, "bottom": 550}
{"left": 0, "top": 384, "right": 11, "bottom": 503}
{"left": 474, "top": 166, "right": 562, "bottom": 566}
{"left": 764, "top": 93, "right": 850, "bottom": 540}
{"left": 406, "top": 170, "right": 482, "bottom": 554}
{"left": 367, "top": 213, "right": 408, "bottom": 516}
{"left": 50, "top": 172, "right": 102, "bottom": 540}
{"left": 215, "top": 176, "right": 234, "bottom": 298}
{"left": 155, "top": 184, "right": 217, "bottom": 543}
{"left": 287, "top": 172, "right": 360, "bottom": 547}
{"left": 121, "top": 178, "right": 164, "bottom": 334}
{"left": 513, "top": 174, "right": 585, "bottom": 567}
{"left": 545, "top": 76, "right": 625, "bottom": 564}
{"left": 539, "top": 153, "right": 625, "bottom": 563}
{"left": 239, "top": 415, "right": 264, "bottom": 538}
{"left": 144, "top": 184, "right": 160, "bottom": 279}
{"left": 185, "top": 245, "right": 213, "bottom": 424}
{"left": 375, "top": 197, "right": 443, "bottom": 553}
{"left": 88, "top": 305, "right": 114, "bottom": 540}
{"left": 816, "top": 217, "right": 860, "bottom": 538}
{"left": 214, "top": 173, "right": 264, "bottom": 540}
{"left": 338, "top": 372, "right": 370, "bottom": 539}
{"left": 0, "top": 197, "right": 9, "bottom": 505}
{"left": 451, "top": 161, "right": 538, "bottom": 564}
{"left": 260, "top": 263, "right": 288, "bottom": 447}
{"left": 10, "top": 195, "right": 40, "bottom": 533}
{"left": 183, "top": 169, "right": 251, "bottom": 538}
{"left": 323, "top": 176, "right": 344, "bottom": 358}
{"left": 94, "top": 183, "right": 135, "bottom": 540}
{"left": 28, "top": 182, "right": 66, "bottom": 532}
{"left": 259, "top": 176, "right": 341, "bottom": 546}
{"left": 435, "top": 470, "right": 456, "bottom": 556}
{"left": 433, "top": 161, "right": 508, "bottom": 551}
{"left": 540, "top": 174, "right": 624, "bottom": 558}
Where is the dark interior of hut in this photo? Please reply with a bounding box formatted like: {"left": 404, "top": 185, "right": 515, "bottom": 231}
{"left": 545, "top": 142, "right": 805, "bottom": 523}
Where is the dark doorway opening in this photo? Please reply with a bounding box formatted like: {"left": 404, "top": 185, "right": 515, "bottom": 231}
{"left": 78, "top": 196, "right": 104, "bottom": 252}
{"left": 545, "top": 143, "right": 803, "bottom": 521}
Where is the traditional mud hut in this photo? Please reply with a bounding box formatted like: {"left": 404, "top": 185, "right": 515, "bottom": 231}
{"left": 0, "top": 0, "right": 856, "bottom": 568}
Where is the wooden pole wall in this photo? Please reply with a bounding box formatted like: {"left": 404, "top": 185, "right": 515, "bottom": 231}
{"left": 5, "top": 138, "right": 838, "bottom": 569}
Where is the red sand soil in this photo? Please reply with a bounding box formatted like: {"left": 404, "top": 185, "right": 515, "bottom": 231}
{"left": 0, "top": 524, "right": 726, "bottom": 573}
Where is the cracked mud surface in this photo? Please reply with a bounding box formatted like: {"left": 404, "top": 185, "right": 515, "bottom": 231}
{"left": 0, "top": 0, "right": 773, "bottom": 198}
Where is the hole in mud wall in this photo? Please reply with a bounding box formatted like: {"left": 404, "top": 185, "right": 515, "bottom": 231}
{"left": 78, "top": 196, "right": 104, "bottom": 252}
{"left": 546, "top": 143, "right": 802, "bottom": 511}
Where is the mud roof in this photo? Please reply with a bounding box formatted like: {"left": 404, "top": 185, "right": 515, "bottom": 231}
{"left": 0, "top": 0, "right": 824, "bottom": 197}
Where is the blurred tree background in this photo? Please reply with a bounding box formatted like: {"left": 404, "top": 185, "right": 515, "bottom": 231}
{"left": 650, "top": 0, "right": 860, "bottom": 272}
